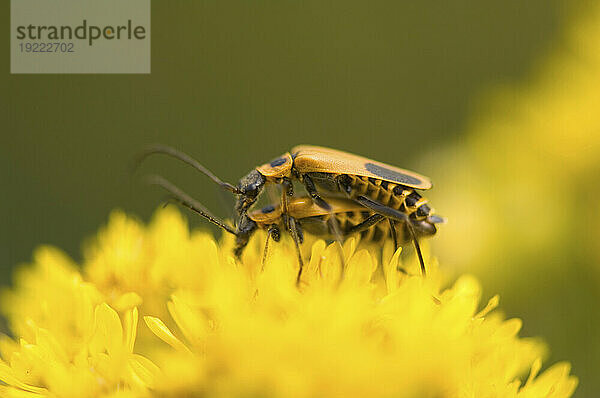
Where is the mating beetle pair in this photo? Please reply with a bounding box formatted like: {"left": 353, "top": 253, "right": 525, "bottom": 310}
{"left": 140, "top": 145, "right": 443, "bottom": 283}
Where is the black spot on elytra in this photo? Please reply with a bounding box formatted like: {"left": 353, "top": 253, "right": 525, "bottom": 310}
{"left": 261, "top": 205, "right": 276, "bottom": 213}
{"left": 364, "top": 163, "right": 422, "bottom": 186}
{"left": 270, "top": 157, "right": 287, "bottom": 167}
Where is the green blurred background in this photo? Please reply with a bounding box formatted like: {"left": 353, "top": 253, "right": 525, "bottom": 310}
{"left": 2, "top": 1, "right": 599, "bottom": 396}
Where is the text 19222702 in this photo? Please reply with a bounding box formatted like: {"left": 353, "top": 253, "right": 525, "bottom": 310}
{"left": 19, "top": 42, "right": 75, "bottom": 53}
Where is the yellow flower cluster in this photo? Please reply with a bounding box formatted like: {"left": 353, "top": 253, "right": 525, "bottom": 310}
{"left": 0, "top": 246, "right": 158, "bottom": 397}
{"left": 429, "top": 1, "right": 600, "bottom": 282}
{"left": 416, "top": 4, "right": 600, "bottom": 395}
{"left": 0, "top": 208, "right": 577, "bottom": 397}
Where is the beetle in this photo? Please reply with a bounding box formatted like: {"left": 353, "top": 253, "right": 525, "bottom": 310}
{"left": 146, "top": 175, "right": 442, "bottom": 283}
{"left": 249, "top": 196, "right": 441, "bottom": 252}
{"left": 138, "top": 144, "right": 441, "bottom": 276}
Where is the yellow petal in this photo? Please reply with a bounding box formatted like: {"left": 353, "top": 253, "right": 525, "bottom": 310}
{"left": 94, "top": 303, "right": 123, "bottom": 356}
{"left": 383, "top": 246, "right": 403, "bottom": 294}
{"left": 0, "top": 362, "right": 47, "bottom": 394}
{"left": 342, "top": 237, "right": 357, "bottom": 261}
{"left": 127, "top": 354, "right": 160, "bottom": 388}
{"left": 168, "top": 296, "right": 207, "bottom": 347}
{"left": 342, "top": 249, "right": 373, "bottom": 288}
{"left": 526, "top": 357, "right": 543, "bottom": 386}
{"left": 306, "top": 239, "right": 326, "bottom": 279}
{"left": 35, "top": 328, "right": 68, "bottom": 365}
{"left": 143, "top": 316, "right": 190, "bottom": 353}
{"left": 474, "top": 294, "right": 499, "bottom": 319}
{"left": 123, "top": 307, "right": 139, "bottom": 354}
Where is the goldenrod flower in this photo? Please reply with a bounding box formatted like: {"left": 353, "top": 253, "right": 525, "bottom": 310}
{"left": 0, "top": 246, "right": 158, "bottom": 397}
{"left": 429, "top": 1, "right": 600, "bottom": 281}
{"left": 0, "top": 208, "right": 577, "bottom": 397}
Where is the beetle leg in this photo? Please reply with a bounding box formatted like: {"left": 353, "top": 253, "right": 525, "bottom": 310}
{"left": 355, "top": 195, "right": 426, "bottom": 276}
{"left": 282, "top": 177, "right": 294, "bottom": 196}
{"left": 347, "top": 214, "right": 385, "bottom": 234}
{"left": 278, "top": 177, "right": 305, "bottom": 284}
{"left": 388, "top": 218, "right": 411, "bottom": 275}
{"left": 388, "top": 219, "right": 398, "bottom": 252}
{"left": 262, "top": 224, "right": 280, "bottom": 271}
{"left": 301, "top": 175, "right": 344, "bottom": 246}
{"left": 302, "top": 174, "right": 347, "bottom": 278}
{"left": 261, "top": 228, "right": 271, "bottom": 272}
{"left": 283, "top": 214, "right": 305, "bottom": 286}
{"left": 280, "top": 177, "right": 294, "bottom": 215}
{"left": 302, "top": 174, "right": 332, "bottom": 211}
{"left": 296, "top": 221, "right": 304, "bottom": 244}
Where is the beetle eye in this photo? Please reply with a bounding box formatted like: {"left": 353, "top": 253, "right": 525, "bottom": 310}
{"left": 238, "top": 170, "right": 266, "bottom": 199}
{"left": 243, "top": 185, "right": 259, "bottom": 198}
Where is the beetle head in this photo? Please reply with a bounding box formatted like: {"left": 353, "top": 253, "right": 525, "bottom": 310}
{"left": 235, "top": 169, "right": 266, "bottom": 217}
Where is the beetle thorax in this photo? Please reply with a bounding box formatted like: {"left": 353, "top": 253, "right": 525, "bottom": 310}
{"left": 256, "top": 153, "right": 293, "bottom": 178}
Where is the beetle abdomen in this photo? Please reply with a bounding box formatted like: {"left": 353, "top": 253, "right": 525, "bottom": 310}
{"left": 346, "top": 175, "right": 433, "bottom": 221}
{"left": 305, "top": 171, "right": 433, "bottom": 222}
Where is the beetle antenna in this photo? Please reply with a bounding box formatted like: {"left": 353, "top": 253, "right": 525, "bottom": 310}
{"left": 135, "top": 144, "right": 240, "bottom": 194}
{"left": 144, "top": 174, "right": 238, "bottom": 235}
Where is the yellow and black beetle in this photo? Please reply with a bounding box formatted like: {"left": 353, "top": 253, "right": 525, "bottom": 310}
{"left": 138, "top": 144, "right": 442, "bottom": 276}
{"left": 146, "top": 175, "right": 442, "bottom": 283}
